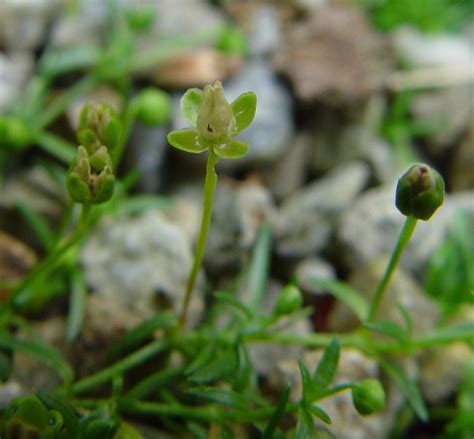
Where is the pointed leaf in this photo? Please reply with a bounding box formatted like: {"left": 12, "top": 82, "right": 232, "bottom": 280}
{"left": 188, "top": 346, "right": 239, "bottom": 384}
{"left": 379, "top": 357, "right": 428, "bottom": 421}
{"left": 167, "top": 129, "right": 207, "bottom": 153}
{"left": 308, "top": 278, "right": 369, "bottom": 320}
{"left": 313, "top": 339, "right": 340, "bottom": 393}
{"left": 364, "top": 320, "right": 408, "bottom": 344}
{"left": 0, "top": 332, "right": 73, "bottom": 385}
{"left": 231, "top": 92, "right": 257, "bottom": 136}
{"left": 180, "top": 88, "right": 203, "bottom": 126}
{"left": 307, "top": 404, "right": 332, "bottom": 424}
{"left": 187, "top": 386, "right": 248, "bottom": 410}
{"left": 262, "top": 385, "right": 290, "bottom": 439}
{"left": 295, "top": 406, "right": 314, "bottom": 439}
{"left": 298, "top": 358, "right": 319, "bottom": 403}
{"left": 214, "top": 139, "right": 249, "bottom": 159}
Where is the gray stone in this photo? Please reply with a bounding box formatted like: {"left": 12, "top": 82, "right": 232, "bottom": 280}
{"left": 0, "top": 0, "right": 58, "bottom": 51}
{"left": 411, "top": 85, "right": 474, "bottom": 156}
{"left": 449, "top": 122, "right": 474, "bottom": 191}
{"left": 172, "top": 60, "right": 294, "bottom": 166}
{"left": 205, "top": 178, "right": 276, "bottom": 274}
{"left": 263, "top": 132, "right": 310, "bottom": 200}
{"left": 0, "top": 53, "right": 34, "bottom": 112}
{"left": 81, "top": 210, "right": 204, "bottom": 327}
{"left": 295, "top": 257, "right": 336, "bottom": 296}
{"left": 246, "top": 4, "right": 282, "bottom": 57}
{"left": 392, "top": 26, "right": 473, "bottom": 68}
{"left": 127, "top": 124, "right": 168, "bottom": 192}
{"left": 336, "top": 186, "right": 474, "bottom": 277}
{"left": 274, "top": 161, "right": 370, "bottom": 258}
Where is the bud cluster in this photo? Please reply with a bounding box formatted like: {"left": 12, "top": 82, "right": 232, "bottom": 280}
{"left": 66, "top": 103, "right": 119, "bottom": 204}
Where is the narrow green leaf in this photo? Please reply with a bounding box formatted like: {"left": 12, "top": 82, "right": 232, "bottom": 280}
{"left": 36, "top": 131, "right": 77, "bottom": 164}
{"left": 214, "top": 139, "right": 249, "bottom": 159}
{"left": 187, "top": 386, "right": 248, "bottom": 410}
{"left": 67, "top": 271, "right": 87, "bottom": 342}
{"left": 39, "top": 46, "right": 100, "bottom": 76}
{"left": 180, "top": 88, "right": 203, "bottom": 126}
{"left": 364, "top": 320, "right": 408, "bottom": 344}
{"left": 15, "top": 201, "right": 55, "bottom": 250}
{"left": 185, "top": 345, "right": 215, "bottom": 376}
{"left": 106, "top": 312, "right": 175, "bottom": 360}
{"left": 231, "top": 92, "right": 257, "bottom": 136}
{"left": 246, "top": 224, "right": 272, "bottom": 312}
{"left": 313, "top": 339, "right": 340, "bottom": 392}
{"left": 413, "top": 323, "right": 474, "bottom": 348}
{"left": 0, "top": 332, "right": 73, "bottom": 385}
{"left": 295, "top": 406, "right": 314, "bottom": 439}
{"left": 309, "top": 278, "right": 369, "bottom": 321}
{"left": 298, "top": 358, "right": 319, "bottom": 404}
{"left": 262, "top": 385, "right": 290, "bottom": 439}
{"left": 214, "top": 291, "right": 253, "bottom": 319}
{"left": 397, "top": 303, "right": 413, "bottom": 336}
{"left": 188, "top": 346, "right": 239, "bottom": 384}
{"left": 307, "top": 404, "right": 331, "bottom": 424}
{"left": 378, "top": 357, "right": 428, "bottom": 422}
{"left": 117, "top": 421, "right": 145, "bottom": 439}
{"left": 167, "top": 129, "right": 207, "bottom": 153}
{"left": 117, "top": 195, "right": 172, "bottom": 215}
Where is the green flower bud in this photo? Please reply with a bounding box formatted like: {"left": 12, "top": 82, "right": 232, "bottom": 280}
{"left": 216, "top": 26, "right": 247, "bottom": 56}
{"left": 125, "top": 6, "right": 156, "bottom": 31}
{"left": 0, "top": 395, "right": 56, "bottom": 439}
{"left": 395, "top": 163, "right": 444, "bottom": 221}
{"left": 66, "top": 145, "right": 115, "bottom": 204}
{"left": 274, "top": 285, "right": 303, "bottom": 316}
{"left": 78, "top": 103, "right": 121, "bottom": 151}
{"left": 196, "top": 80, "right": 235, "bottom": 145}
{"left": 0, "top": 116, "right": 31, "bottom": 150}
{"left": 351, "top": 379, "right": 386, "bottom": 415}
{"left": 133, "top": 88, "right": 171, "bottom": 125}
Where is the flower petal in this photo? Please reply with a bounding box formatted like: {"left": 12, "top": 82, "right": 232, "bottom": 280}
{"left": 231, "top": 92, "right": 257, "bottom": 136}
{"left": 214, "top": 139, "right": 249, "bottom": 159}
{"left": 180, "top": 88, "right": 203, "bottom": 127}
{"left": 167, "top": 129, "right": 208, "bottom": 153}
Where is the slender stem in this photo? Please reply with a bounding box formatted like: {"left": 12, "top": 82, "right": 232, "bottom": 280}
{"left": 1, "top": 204, "right": 92, "bottom": 312}
{"left": 71, "top": 339, "right": 168, "bottom": 395}
{"left": 179, "top": 149, "right": 219, "bottom": 326}
{"left": 367, "top": 216, "right": 418, "bottom": 322}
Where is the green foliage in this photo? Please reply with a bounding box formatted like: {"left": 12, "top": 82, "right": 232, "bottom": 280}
{"left": 359, "top": 0, "right": 474, "bottom": 33}
{"left": 425, "top": 209, "right": 474, "bottom": 314}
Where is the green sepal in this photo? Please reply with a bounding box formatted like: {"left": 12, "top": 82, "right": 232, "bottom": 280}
{"left": 180, "top": 88, "right": 204, "bottom": 127}
{"left": 92, "top": 170, "right": 115, "bottom": 204}
{"left": 214, "top": 139, "right": 248, "bottom": 159}
{"left": 66, "top": 172, "right": 93, "bottom": 204}
{"left": 274, "top": 285, "right": 303, "bottom": 316}
{"left": 231, "top": 91, "right": 257, "bottom": 136}
{"left": 167, "top": 129, "right": 207, "bottom": 153}
{"left": 77, "top": 128, "right": 98, "bottom": 150}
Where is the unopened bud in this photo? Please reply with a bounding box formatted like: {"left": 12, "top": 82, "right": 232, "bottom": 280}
{"left": 274, "top": 285, "right": 303, "bottom": 316}
{"left": 196, "top": 80, "right": 235, "bottom": 144}
{"left": 66, "top": 145, "right": 115, "bottom": 204}
{"left": 133, "top": 88, "right": 171, "bottom": 125}
{"left": 395, "top": 163, "right": 444, "bottom": 221}
{"left": 352, "top": 379, "right": 386, "bottom": 415}
{"left": 77, "top": 103, "right": 121, "bottom": 151}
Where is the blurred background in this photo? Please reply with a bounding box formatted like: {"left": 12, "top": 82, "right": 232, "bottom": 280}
{"left": 0, "top": 1, "right": 473, "bottom": 438}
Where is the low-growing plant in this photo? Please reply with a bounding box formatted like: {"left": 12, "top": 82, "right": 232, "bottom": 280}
{"left": 1, "top": 77, "right": 473, "bottom": 439}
